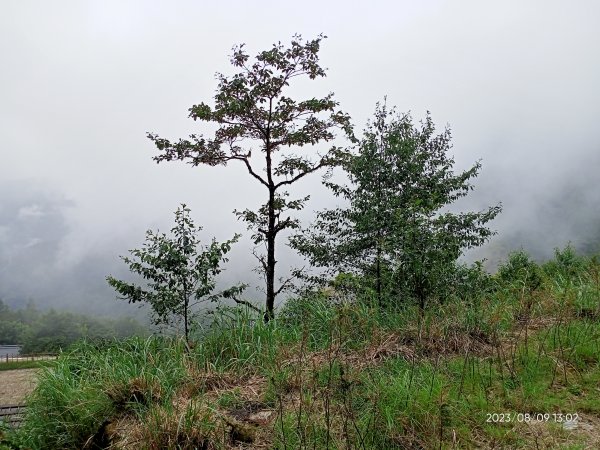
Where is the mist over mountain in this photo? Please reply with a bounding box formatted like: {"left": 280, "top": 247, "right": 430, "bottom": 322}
{"left": 464, "top": 140, "right": 600, "bottom": 269}
{"left": 2, "top": 149, "right": 597, "bottom": 315}
{"left": 0, "top": 181, "right": 136, "bottom": 314}
{"left": 1, "top": 1, "right": 599, "bottom": 314}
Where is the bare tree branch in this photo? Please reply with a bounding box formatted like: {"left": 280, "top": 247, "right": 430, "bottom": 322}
{"left": 229, "top": 156, "right": 269, "bottom": 188}
{"left": 230, "top": 295, "right": 262, "bottom": 314}
{"left": 275, "top": 160, "right": 327, "bottom": 189}
{"left": 274, "top": 268, "right": 302, "bottom": 297}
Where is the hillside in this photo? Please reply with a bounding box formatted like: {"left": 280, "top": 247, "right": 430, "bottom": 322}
{"left": 2, "top": 247, "right": 600, "bottom": 449}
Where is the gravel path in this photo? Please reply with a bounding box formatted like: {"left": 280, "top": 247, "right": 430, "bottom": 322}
{"left": 0, "top": 369, "right": 38, "bottom": 404}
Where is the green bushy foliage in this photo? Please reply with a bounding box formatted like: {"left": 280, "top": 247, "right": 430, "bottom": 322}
{"left": 496, "top": 250, "right": 543, "bottom": 293}
{"left": 292, "top": 104, "right": 501, "bottom": 310}
{"left": 543, "top": 244, "right": 587, "bottom": 281}
{"left": 108, "top": 204, "right": 243, "bottom": 345}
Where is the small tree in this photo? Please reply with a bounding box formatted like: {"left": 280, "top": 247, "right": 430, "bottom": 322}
{"left": 148, "top": 35, "right": 352, "bottom": 321}
{"left": 107, "top": 205, "right": 245, "bottom": 344}
{"left": 291, "top": 104, "right": 501, "bottom": 309}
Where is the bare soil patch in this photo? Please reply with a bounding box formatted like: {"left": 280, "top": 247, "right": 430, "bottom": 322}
{"left": 0, "top": 369, "right": 38, "bottom": 404}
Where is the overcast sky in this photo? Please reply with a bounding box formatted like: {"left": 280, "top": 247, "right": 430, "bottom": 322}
{"left": 1, "top": 0, "right": 599, "bottom": 313}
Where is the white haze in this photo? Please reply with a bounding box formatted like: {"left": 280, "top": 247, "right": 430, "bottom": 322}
{"left": 0, "top": 0, "right": 599, "bottom": 313}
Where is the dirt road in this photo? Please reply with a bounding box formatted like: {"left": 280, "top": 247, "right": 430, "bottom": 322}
{"left": 0, "top": 369, "right": 38, "bottom": 404}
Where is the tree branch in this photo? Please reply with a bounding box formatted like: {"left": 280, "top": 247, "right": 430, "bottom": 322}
{"left": 230, "top": 295, "right": 262, "bottom": 314}
{"left": 274, "top": 269, "right": 301, "bottom": 298}
{"left": 274, "top": 217, "right": 295, "bottom": 234}
{"left": 275, "top": 160, "right": 327, "bottom": 189}
{"left": 252, "top": 248, "right": 268, "bottom": 274}
{"left": 229, "top": 156, "right": 269, "bottom": 188}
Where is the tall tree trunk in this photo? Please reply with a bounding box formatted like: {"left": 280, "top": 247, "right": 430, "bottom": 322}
{"left": 183, "top": 294, "right": 190, "bottom": 348}
{"left": 265, "top": 186, "right": 276, "bottom": 322}
{"left": 376, "top": 240, "right": 382, "bottom": 308}
{"left": 376, "top": 133, "right": 384, "bottom": 308}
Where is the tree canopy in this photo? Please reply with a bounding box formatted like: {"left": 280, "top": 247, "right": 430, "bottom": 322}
{"left": 291, "top": 103, "right": 502, "bottom": 308}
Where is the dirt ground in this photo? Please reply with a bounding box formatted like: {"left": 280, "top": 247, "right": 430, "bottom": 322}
{"left": 0, "top": 369, "right": 38, "bottom": 405}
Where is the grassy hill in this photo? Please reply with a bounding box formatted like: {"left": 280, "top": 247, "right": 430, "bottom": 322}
{"left": 2, "top": 247, "right": 600, "bottom": 449}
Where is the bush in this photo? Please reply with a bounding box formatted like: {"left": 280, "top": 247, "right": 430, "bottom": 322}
{"left": 496, "top": 250, "right": 542, "bottom": 293}
{"left": 543, "top": 244, "right": 587, "bottom": 281}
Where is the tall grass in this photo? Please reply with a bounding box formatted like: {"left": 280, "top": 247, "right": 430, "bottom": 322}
{"left": 7, "top": 247, "right": 600, "bottom": 449}
{"left": 16, "top": 337, "right": 189, "bottom": 449}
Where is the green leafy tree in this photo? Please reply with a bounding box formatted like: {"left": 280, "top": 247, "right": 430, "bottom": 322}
{"left": 148, "top": 35, "right": 353, "bottom": 321}
{"left": 0, "top": 299, "right": 27, "bottom": 344}
{"left": 107, "top": 205, "right": 245, "bottom": 344}
{"left": 292, "top": 104, "right": 501, "bottom": 309}
{"left": 21, "top": 310, "right": 80, "bottom": 353}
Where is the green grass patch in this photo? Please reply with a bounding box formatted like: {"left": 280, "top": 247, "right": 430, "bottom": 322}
{"left": 0, "top": 360, "right": 55, "bottom": 371}
{"left": 7, "top": 249, "right": 600, "bottom": 449}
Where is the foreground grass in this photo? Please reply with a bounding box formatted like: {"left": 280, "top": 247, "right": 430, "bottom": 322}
{"left": 3, "top": 249, "right": 600, "bottom": 449}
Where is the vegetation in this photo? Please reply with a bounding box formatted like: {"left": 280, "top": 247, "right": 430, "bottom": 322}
{"left": 291, "top": 103, "right": 501, "bottom": 309}
{"left": 0, "top": 360, "right": 54, "bottom": 371}
{"left": 3, "top": 35, "right": 600, "bottom": 450}
{"left": 0, "top": 300, "right": 147, "bottom": 354}
{"left": 3, "top": 247, "right": 600, "bottom": 449}
{"left": 107, "top": 204, "right": 245, "bottom": 345}
{"left": 148, "top": 35, "right": 353, "bottom": 321}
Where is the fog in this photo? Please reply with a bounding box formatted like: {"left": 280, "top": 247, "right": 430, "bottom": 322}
{"left": 1, "top": 0, "right": 599, "bottom": 313}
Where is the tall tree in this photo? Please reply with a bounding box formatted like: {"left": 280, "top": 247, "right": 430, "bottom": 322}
{"left": 148, "top": 35, "right": 352, "bottom": 321}
{"left": 291, "top": 104, "right": 501, "bottom": 309}
{"left": 107, "top": 205, "right": 244, "bottom": 344}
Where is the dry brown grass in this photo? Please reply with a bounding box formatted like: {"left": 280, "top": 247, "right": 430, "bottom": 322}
{"left": 104, "top": 376, "right": 163, "bottom": 411}
{"left": 107, "top": 400, "right": 225, "bottom": 450}
{"left": 105, "top": 365, "right": 274, "bottom": 449}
